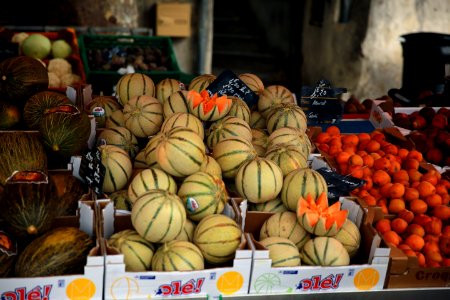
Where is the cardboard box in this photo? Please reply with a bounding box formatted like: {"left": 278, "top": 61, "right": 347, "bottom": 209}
{"left": 156, "top": 3, "right": 192, "bottom": 37}
{"left": 244, "top": 197, "right": 390, "bottom": 294}
{"left": 0, "top": 200, "right": 104, "bottom": 300}
{"left": 100, "top": 200, "right": 253, "bottom": 299}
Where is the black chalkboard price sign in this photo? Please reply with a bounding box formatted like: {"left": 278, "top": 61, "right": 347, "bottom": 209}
{"left": 300, "top": 79, "right": 346, "bottom": 125}
{"left": 79, "top": 147, "right": 105, "bottom": 195}
{"left": 206, "top": 69, "right": 259, "bottom": 108}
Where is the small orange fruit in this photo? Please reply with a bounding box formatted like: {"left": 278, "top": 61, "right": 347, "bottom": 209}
{"left": 388, "top": 198, "right": 406, "bottom": 214}
{"left": 375, "top": 219, "right": 391, "bottom": 234}
{"left": 416, "top": 181, "right": 436, "bottom": 198}
{"left": 365, "top": 140, "right": 381, "bottom": 153}
{"left": 383, "top": 230, "right": 402, "bottom": 247}
{"left": 409, "top": 199, "right": 428, "bottom": 214}
{"left": 326, "top": 125, "right": 341, "bottom": 137}
{"left": 348, "top": 154, "right": 364, "bottom": 166}
{"left": 407, "top": 224, "right": 425, "bottom": 237}
{"left": 404, "top": 234, "right": 425, "bottom": 251}
{"left": 373, "top": 170, "right": 391, "bottom": 186}
{"left": 407, "top": 150, "right": 423, "bottom": 162}
{"left": 389, "top": 183, "right": 406, "bottom": 198}
{"left": 391, "top": 218, "right": 408, "bottom": 234}
{"left": 315, "top": 132, "right": 331, "bottom": 144}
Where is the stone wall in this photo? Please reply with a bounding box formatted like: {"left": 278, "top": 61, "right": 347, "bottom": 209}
{"left": 301, "top": 0, "right": 450, "bottom": 99}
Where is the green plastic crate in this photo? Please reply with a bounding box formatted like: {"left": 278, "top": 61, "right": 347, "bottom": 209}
{"left": 78, "top": 34, "right": 183, "bottom": 94}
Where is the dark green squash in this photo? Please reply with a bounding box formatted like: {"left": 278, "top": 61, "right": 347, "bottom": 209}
{"left": 23, "top": 90, "right": 71, "bottom": 129}
{"left": 15, "top": 226, "right": 94, "bottom": 277}
{"left": 0, "top": 131, "right": 47, "bottom": 186}
{"left": 39, "top": 104, "right": 91, "bottom": 157}
{"left": 0, "top": 230, "right": 17, "bottom": 277}
{"left": 0, "top": 56, "right": 49, "bottom": 103}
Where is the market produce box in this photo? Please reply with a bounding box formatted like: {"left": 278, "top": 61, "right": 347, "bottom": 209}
{"left": 244, "top": 197, "right": 390, "bottom": 295}
{"left": 99, "top": 199, "right": 253, "bottom": 299}
{"left": 366, "top": 206, "right": 450, "bottom": 288}
{"left": 0, "top": 199, "right": 104, "bottom": 300}
{"left": 78, "top": 34, "right": 182, "bottom": 94}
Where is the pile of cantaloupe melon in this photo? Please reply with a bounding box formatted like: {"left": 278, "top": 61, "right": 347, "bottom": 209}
{"left": 89, "top": 72, "right": 362, "bottom": 271}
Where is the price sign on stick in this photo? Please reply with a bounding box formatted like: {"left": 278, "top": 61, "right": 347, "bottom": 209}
{"left": 206, "top": 69, "right": 259, "bottom": 108}
{"left": 300, "top": 79, "right": 346, "bottom": 125}
{"left": 79, "top": 148, "right": 105, "bottom": 195}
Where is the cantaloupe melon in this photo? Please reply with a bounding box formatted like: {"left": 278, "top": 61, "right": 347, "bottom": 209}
{"left": 151, "top": 240, "right": 204, "bottom": 271}
{"left": 300, "top": 237, "right": 350, "bottom": 266}
{"left": 248, "top": 197, "right": 288, "bottom": 213}
{"left": 265, "top": 103, "right": 307, "bottom": 134}
{"left": 155, "top": 78, "right": 182, "bottom": 104}
{"left": 250, "top": 110, "right": 266, "bottom": 129}
{"left": 265, "top": 144, "right": 308, "bottom": 176}
{"left": 99, "top": 144, "right": 133, "bottom": 193}
{"left": 257, "top": 85, "right": 295, "bottom": 118}
{"left": 259, "top": 236, "right": 301, "bottom": 267}
{"left": 123, "top": 95, "right": 163, "bottom": 138}
{"left": 200, "top": 155, "right": 222, "bottom": 179}
{"left": 238, "top": 73, "right": 264, "bottom": 95}
{"left": 174, "top": 218, "right": 196, "bottom": 242}
{"left": 206, "top": 116, "right": 252, "bottom": 150}
{"left": 160, "top": 112, "right": 204, "bottom": 140}
{"left": 97, "top": 126, "right": 139, "bottom": 159}
{"left": 188, "top": 74, "right": 216, "bottom": 92}
{"left": 334, "top": 219, "right": 361, "bottom": 257}
{"left": 163, "top": 90, "right": 189, "bottom": 118}
{"left": 116, "top": 73, "right": 155, "bottom": 106}
{"left": 127, "top": 167, "right": 177, "bottom": 204}
{"left": 227, "top": 96, "right": 251, "bottom": 124}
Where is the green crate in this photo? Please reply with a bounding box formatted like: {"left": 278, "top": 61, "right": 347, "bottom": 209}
{"left": 78, "top": 34, "right": 183, "bottom": 95}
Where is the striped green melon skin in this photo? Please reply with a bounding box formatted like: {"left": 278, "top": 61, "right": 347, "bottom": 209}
{"left": 174, "top": 218, "right": 196, "bottom": 242}
{"left": 188, "top": 74, "right": 216, "bottom": 92}
{"left": 133, "top": 149, "right": 147, "bottom": 169}
{"left": 161, "top": 112, "right": 204, "bottom": 140}
{"left": 177, "top": 171, "right": 228, "bottom": 222}
{"left": 206, "top": 116, "right": 252, "bottom": 150}
{"left": 97, "top": 126, "right": 139, "bottom": 159}
{"left": 251, "top": 128, "right": 269, "bottom": 148}
{"left": 156, "top": 78, "right": 182, "bottom": 104}
{"left": 334, "top": 219, "right": 361, "bottom": 258}
{"left": 265, "top": 144, "right": 308, "bottom": 176}
{"left": 238, "top": 73, "right": 264, "bottom": 95}
{"left": 265, "top": 103, "right": 307, "bottom": 135}
{"left": 260, "top": 211, "right": 311, "bottom": 250}
{"left": 131, "top": 189, "right": 186, "bottom": 243}
{"left": 257, "top": 85, "right": 295, "bottom": 118}
{"left": 123, "top": 95, "right": 163, "bottom": 138}
{"left": 116, "top": 73, "right": 155, "bottom": 106}
{"left": 298, "top": 213, "right": 341, "bottom": 237}
{"left": 87, "top": 96, "right": 122, "bottom": 128}
{"left": 108, "top": 189, "right": 133, "bottom": 211}
{"left": 248, "top": 197, "right": 288, "bottom": 213}
{"left": 227, "top": 96, "right": 251, "bottom": 124}
{"left": 157, "top": 127, "right": 206, "bottom": 178}
{"left": 281, "top": 168, "right": 328, "bottom": 212}
{"left": 99, "top": 144, "right": 133, "bottom": 193}
{"left": 300, "top": 237, "right": 350, "bottom": 266}
{"left": 105, "top": 109, "right": 125, "bottom": 128}
{"left": 200, "top": 155, "right": 222, "bottom": 179}
{"left": 163, "top": 90, "right": 190, "bottom": 118}
{"left": 266, "top": 127, "right": 311, "bottom": 155}
{"left": 128, "top": 167, "right": 177, "bottom": 204}
{"left": 212, "top": 137, "right": 257, "bottom": 179}
{"left": 235, "top": 157, "right": 283, "bottom": 204}
{"left": 108, "top": 229, "right": 155, "bottom": 271}
{"left": 259, "top": 237, "right": 301, "bottom": 267}
{"left": 144, "top": 133, "right": 164, "bottom": 169}
{"left": 193, "top": 214, "right": 242, "bottom": 264}
{"left": 152, "top": 240, "right": 204, "bottom": 271}
{"left": 250, "top": 110, "right": 266, "bottom": 129}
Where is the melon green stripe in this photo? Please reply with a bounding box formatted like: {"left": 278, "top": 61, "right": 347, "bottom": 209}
{"left": 189, "top": 196, "right": 217, "bottom": 216}
{"left": 169, "top": 139, "right": 203, "bottom": 165}
{"left": 140, "top": 74, "right": 147, "bottom": 95}
{"left": 111, "top": 156, "right": 130, "bottom": 182}
{"left": 205, "top": 106, "right": 217, "bottom": 122}
{"left": 171, "top": 249, "right": 198, "bottom": 270}
{"left": 302, "top": 246, "right": 318, "bottom": 265}
{"left": 215, "top": 148, "right": 252, "bottom": 160}
{"left": 240, "top": 161, "right": 251, "bottom": 199}
{"left": 168, "top": 95, "right": 177, "bottom": 113}
{"left": 155, "top": 200, "right": 174, "bottom": 243}
{"left": 257, "top": 159, "right": 262, "bottom": 200}
{"left": 264, "top": 242, "right": 298, "bottom": 249}
{"left": 132, "top": 193, "right": 159, "bottom": 221}
{"left": 195, "top": 223, "right": 239, "bottom": 239}
{"left": 149, "top": 168, "right": 159, "bottom": 189}
{"left": 182, "top": 191, "right": 213, "bottom": 198}
{"left": 124, "top": 243, "right": 147, "bottom": 269}
{"left": 142, "top": 200, "right": 164, "bottom": 238}
{"left": 182, "top": 179, "right": 212, "bottom": 189}
{"left": 265, "top": 160, "right": 278, "bottom": 194}
{"left": 272, "top": 256, "right": 300, "bottom": 266}
{"left": 205, "top": 253, "right": 235, "bottom": 259}
{"left": 313, "top": 240, "right": 322, "bottom": 265}
{"left": 195, "top": 238, "right": 240, "bottom": 245}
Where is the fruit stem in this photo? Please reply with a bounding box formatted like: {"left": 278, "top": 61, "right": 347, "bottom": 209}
{"left": 27, "top": 225, "right": 38, "bottom": 235}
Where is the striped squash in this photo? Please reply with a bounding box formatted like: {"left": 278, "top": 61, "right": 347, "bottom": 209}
{"left": 133, "top": 149, "right": 147, "bottom": 169}
{"left": 300, "top": 237, "right": 350, "bottom": 266}
{"left": 156, "top": 127, "right": 206, "bottom": 177}
{"left": 238, "top": 73, "right": 264, "bottom": 95}
{"left": 259, "top": 237, "right": 301, "bottom": 267}
{"left": 235, "top": 157, "right": 283, "bottom": 204}
{"left": 265, "top": 103, "right": 307, "bottom": 134}
{"left": 131, "top": 189, "right": 186, "bottom": 243}
{"left": 143, "top": 133, "right": 164, "bottom": 169}
{"left": 108, "top": 229, "right": 155, "bottom": 271}
{"left": 257, "top": 85, "right": 295, "bottom": 118}
{"left": 105, "top": 109, "right": 125, "bottom": 128}
{"left": 212, "top": 137, "right": 257, "bottom": 178}
{"left": 266, "top": 127, "right": 312, "bottom": 155}
{"left": 87, "top": 96, "right": 122, "bottom": 128}
{"left": 260, "top": 211, "right": 311, "bottom": 250}
{"left": 174, "top": 218, "right": 196, "bottom": 242}
{"left": 123, "top": 95, "right": 163, "bottom": 138}
{"left": 155, "top": 78, "right": 182, "bottom": 104}
{"left": 178, "top": 171, "right": 228, "bottom": 221}
{"left": 248, "top": 197, "right": 288, "bottom": 213}
{"left": 160, "top": 112, "right": 204, "bottom": 140}
{"left": 151, "top": 240, "right": 204, "bottom": 271}
{"left": 193, "top": 214, "right": 242, "bottom": 264}
{"left": 265, "top": 144, "right": 308, "bottom": 176}
{"left": 206, "top": 116, "right": 252, "bottom": 150}
{"left": 163, "top": 90, "right": 189, "bottom": 118}
{"left": 108, "top": 189, "right": 133, "bottom": 211}
{"left": 200, "top": 155, "right": 222, "bottom": 179}
{"left": 127, "top": 167, "right": 177, "bottom": 204}
{"left": 281, "top": 168, "right": 328, "bottom": 212}
{"left": 227, "top": 96, "right": 251, "bottom": 124}
{"left": 334, "top": 219, "right": 361, "bottom": 258}
{"left": 97, "top": 126, "right": 139, "bottom": 159}
{"left": 250, "top": 110, "right": 266, "bottom": 129}
{"left": 188, "top": 74, "right": 216, "bottom": 92}
{"left": 99, "top": 144, "right": 133, "bottom": 193}
{"left": 115, "top": 73, "right": 155, "bottom": 106}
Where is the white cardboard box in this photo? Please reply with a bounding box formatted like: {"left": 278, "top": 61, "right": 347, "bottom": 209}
{"left": 244, "top": 197, "right": 391, "bottom": 295}
{"left": 0, "top": 201, "right": 104, "bottom": 300}
{"left": 101, "top": 201, "right": 253, "bottom": 299}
